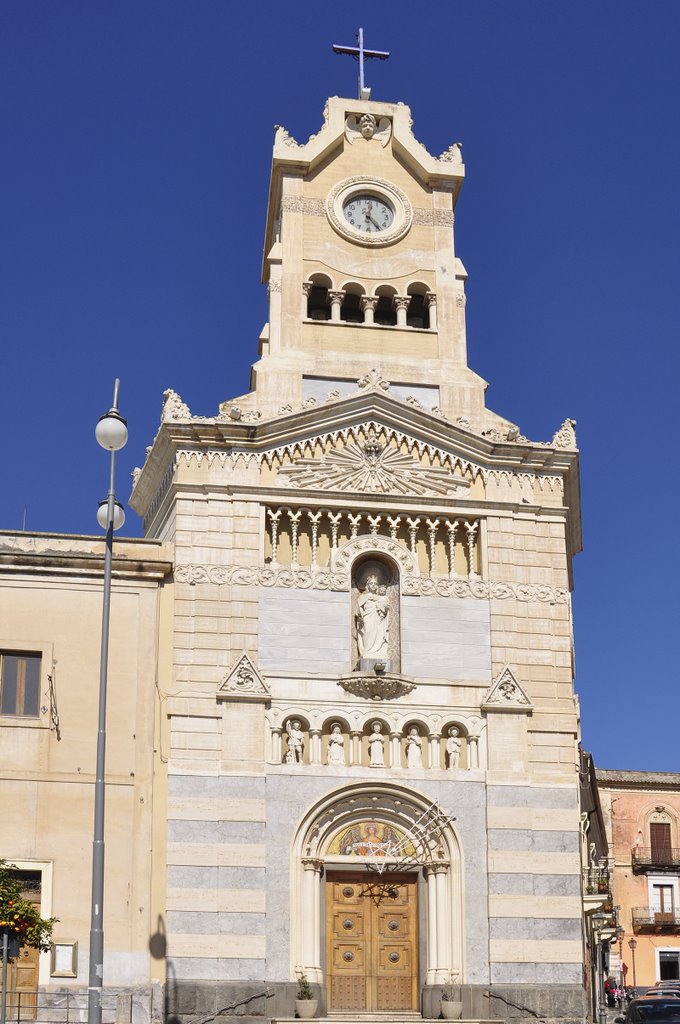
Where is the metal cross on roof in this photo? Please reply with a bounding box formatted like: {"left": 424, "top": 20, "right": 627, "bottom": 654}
{"left": 332, "top": 27, "right": 390, "bottom": 101}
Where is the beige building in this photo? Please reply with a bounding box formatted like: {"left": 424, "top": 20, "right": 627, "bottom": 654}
{"left": 0, "top": 532, "right": 171, "bottom": 1021}
{"left": 597, "top": 769, "right": 680, "bottom": 990}
{"left": 2, "top": 90, "right": 588, "bottom": 1024}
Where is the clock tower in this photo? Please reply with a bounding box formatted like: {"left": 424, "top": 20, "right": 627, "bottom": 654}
{"left": 252, "top": 95, "right": 505, "bottom": 434}
{"left": 131, "top": 88, "right": 585, "bottom": 1024}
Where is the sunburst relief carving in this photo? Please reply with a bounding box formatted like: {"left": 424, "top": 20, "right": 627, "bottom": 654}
{"left": 277, "top": 432, "right": 469, "bottom": 497}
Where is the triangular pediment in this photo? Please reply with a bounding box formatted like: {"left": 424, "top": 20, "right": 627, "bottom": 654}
{"left": 217, "top": 654, "right": 270, "bottom": 703}
{"left": 482, "top": 667, "right": 533, "bottom": 713}
{"left": 262, "top": 404, "right": 483, "bottom": 501}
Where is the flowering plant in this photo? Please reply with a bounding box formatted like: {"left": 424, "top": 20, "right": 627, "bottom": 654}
{"left": 0, "top": 860, "right": 57, "bottom": 954}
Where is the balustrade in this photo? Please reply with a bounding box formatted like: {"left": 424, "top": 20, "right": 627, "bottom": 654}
{"left": 265, "top": 505, "right": 481, "bottom": 578}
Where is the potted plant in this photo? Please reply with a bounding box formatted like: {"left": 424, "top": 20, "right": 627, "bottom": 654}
{"left": 295, "top": 970, "right": 318, "bottom": 1019}
{"left": 440, "top": 973, "right": 463, "bottom": 1020}
{"left": 0, "top": 860, "right": 57, "bottom": 960}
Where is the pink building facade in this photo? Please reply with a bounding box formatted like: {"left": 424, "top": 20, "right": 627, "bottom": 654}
{"left": 597, "top": 770, "right": 680, "bottom": 989}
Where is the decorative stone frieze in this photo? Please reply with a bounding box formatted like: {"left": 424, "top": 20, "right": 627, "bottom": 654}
{"left": 173, "top": 561, "right": 569, "bottom": 603}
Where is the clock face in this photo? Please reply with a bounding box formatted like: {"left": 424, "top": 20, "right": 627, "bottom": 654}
{"left": 327, "top": 177, "right": 412, "bottom": 247}
{"left": 342, "top": 194, "right": 395, "bottom": 234}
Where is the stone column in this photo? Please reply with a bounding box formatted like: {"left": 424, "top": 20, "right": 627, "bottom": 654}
{"left": 361, "top": 295, "right": 378, "bottom": 324}
{"left": 425, "top": 864, "right": 439, "bottom": 984}
{"left": 302, "top": 281, "right": 313, "bottom": 319}
{"left": 350, "top": 730, "right": 361, "bottom": 767}
{"left": 310, "top": 729, "right": 322, "bottom": 765}
{"left": 428, "top": 732, "right": 441, "bottom": 770}
{"left": 425, "top": 291, "right": 437, "bottom": 330}
{"left": 468, "top": 734, "right": 479, "bottom": 769}
{"left": 434, "top": 864, "right": 450, "bottom": 982}
{"left": 301, "top": 858, "right": 323, "bottom": 983}
{"left": 271, "top": 727, "right": 282, "bottom": 764}
{"left": 390, "top": 731, "right": 402, "bottom": 768}
{"left": 328, "top": 290, "right": 345, "bottom": 322}
{"left": 393, "top": 295, "right": 411, "bottom": 327}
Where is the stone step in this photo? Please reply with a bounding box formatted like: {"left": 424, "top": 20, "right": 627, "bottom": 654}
{"left": 273, "top": 1019, "right": 494, "bottom": 1024}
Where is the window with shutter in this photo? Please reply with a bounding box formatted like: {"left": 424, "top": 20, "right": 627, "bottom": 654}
{"left": 651, "top": 822, "right": 672, "bottom": 864}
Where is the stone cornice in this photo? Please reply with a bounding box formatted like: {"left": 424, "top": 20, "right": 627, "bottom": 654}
{"left": 596, "top": 769, "right": 680, "bottom": 790}
{"left": 130, "top": 390, "right": 580, "bottom": 527}
{"left": 0, "top": 533, "right": 172, "bottom": 581}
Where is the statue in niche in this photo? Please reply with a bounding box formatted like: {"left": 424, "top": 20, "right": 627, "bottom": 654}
{"left": 356, "top": 570, "right": 390, "bottom": 660}
{"left": 284, "top": 720, "right": 304, "bottom": 764}
{"left": 446, "top": 726, "right": 462, "bottom": 769}
{"left": 327, "top": 723, "right": 346, "bottom": 767}
{"left": 368, "top": 722, "right": 385, "bottom": 767}
{"left": 405, "top": 726, "right": 423, "bottom": 768}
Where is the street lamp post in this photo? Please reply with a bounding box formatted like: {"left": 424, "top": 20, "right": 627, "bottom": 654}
{"left": 628, "top": 938, "right": 638, "bottom": 994}
{"left": 617, "top": 926, "right": 625, "bottom": 1008}
{"left": 593, "top": 911, "right": 608, "bottom": 1024}
{"left": 88, "top": 381, "right": 128, "bottom": 1024}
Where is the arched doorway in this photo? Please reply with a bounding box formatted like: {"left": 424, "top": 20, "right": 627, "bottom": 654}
{"left": 291, "top": 784, "right": 463, "bottom": 1011}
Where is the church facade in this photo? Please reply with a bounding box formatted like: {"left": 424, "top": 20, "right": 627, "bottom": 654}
{"left": 0, "top": 89, "right": 588, "bottom": 1024}
{"left": 128, "top": 94, "right": 585, "bottom": 1021}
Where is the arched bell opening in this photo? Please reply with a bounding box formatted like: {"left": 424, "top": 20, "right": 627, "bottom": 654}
{"left": 305, "top": 273, "right": 333, "bottom": 320}
{"left": 374, "top": 285, "right": 397, "bottom": 326}
{"left": 406, "top": 282, "right": 432, "bottom": 328}
{"left": 340, "top": 282, "right": 365, "bottom": 323}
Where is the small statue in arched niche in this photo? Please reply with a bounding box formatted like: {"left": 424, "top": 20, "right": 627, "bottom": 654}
{"left": 284, "top": 719, "right": 304, "bottom": 764}
{"left": 352, "top": 557, "right": 400, "bottom": 671}
{"left": 327, "top": 723, "right": 346, "bottom": 767}
{"left": 369, "top": 721, "right": 386, "bottom": 767}
{"left": 405, "top": 726, "right": 423, "bottom": 768}
{"left": 446, "top": 726, "right": 462, "bottom": 769}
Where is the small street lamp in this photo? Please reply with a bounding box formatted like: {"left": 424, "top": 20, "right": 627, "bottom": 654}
{"left": 628, "top": 938, "right": 638, "bottom": 994}
{"left": 88, "top": 381, "right": 128, "bottom": 1024}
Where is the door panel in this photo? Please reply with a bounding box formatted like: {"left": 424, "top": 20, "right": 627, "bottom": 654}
{"left": 326, "top": 872, "right": 418, "bottom": 1011}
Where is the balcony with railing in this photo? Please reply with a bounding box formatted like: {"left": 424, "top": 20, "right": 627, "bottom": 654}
{"left": 631, "top": 846, "right": 680, "bottom": 872}
{"left": 583, "top": 864, "right": 613, "bottom": 912}
{"left": 632, "top": 907, "right": 680, "bottom": 934}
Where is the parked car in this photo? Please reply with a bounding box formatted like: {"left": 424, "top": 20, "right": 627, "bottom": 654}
{"left": 645, "top": 991, "right": 680, "bottom": 999}
{"left": 615, "top": 998, "right": 680, "bottom": 1023}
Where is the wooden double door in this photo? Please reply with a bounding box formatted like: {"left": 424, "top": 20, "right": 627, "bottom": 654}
{"left": 326, "top": 872, "right": 418, "bottom": 1012}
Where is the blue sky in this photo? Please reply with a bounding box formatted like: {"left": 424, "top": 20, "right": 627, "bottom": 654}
{"left": 2, "top": 2, "right": 679, "bottom": 772}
